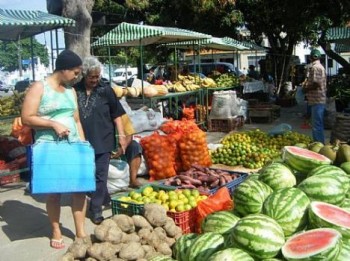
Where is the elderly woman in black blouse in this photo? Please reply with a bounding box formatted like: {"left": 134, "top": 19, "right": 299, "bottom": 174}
{"left": 74, "top": 56, "right": 127, "bottom": 224}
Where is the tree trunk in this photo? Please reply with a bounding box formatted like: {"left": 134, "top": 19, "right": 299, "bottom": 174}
{"left": 61, "top": 0, "right": 94, "bottom": 59}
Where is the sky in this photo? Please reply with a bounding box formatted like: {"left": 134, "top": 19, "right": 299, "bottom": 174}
{"left": 0, "top": 0, "right": 65, "bottom": 49}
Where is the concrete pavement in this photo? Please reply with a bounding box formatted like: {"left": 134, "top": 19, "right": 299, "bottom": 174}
{"left": 0, "top": 101, "right": 331, "bottom": 261}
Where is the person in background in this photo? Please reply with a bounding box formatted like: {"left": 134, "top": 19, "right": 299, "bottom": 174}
{"left": 146, "top": 68, "right": 156, "bottom": 84}
{"left": 241, "top": 67, "right": 248, "bottom": 75}
{"left": 74, "top": 56, "right": 127, "bottom": 225}
{"left": 21, "top": 49, "right": 87, "bottom": 249}
{"left": 302, "top": 49, "right": 327, "bottom": 144}
{"left": 247, "top": 65, "right": 260, "bottom": 80}
{"left": 112, "top": 113, "right": 143, "bottom": 188}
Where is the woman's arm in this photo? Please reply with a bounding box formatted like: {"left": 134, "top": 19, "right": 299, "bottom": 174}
{"left": 72, "top": 88, "right": 85, "bottom": 141}
{"left": 114, "top": 116, "right": 127, "bottom": 153}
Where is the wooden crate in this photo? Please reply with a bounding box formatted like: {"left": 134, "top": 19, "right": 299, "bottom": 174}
{"left": 207, "top": 116, "right": 244, "bottom": 132}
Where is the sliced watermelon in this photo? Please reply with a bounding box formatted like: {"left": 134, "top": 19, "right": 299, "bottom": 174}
{"left": 282, "top": 228, "right": 342, "bottom": 260}
{"left": 309, "top": 201, "right": 350, "bottom": 239}
{"left": 283, "top": 146, "right": 331, "bottom": 175}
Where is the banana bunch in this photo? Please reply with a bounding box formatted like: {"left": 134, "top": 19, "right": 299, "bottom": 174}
{"left": 201, "top": 77, "right": 217, "bottom": 88}
{"left": 0, "top": 92, "right": 25, "bottom": 117}
{"left": 184, "top": 83, "right": 201, "bottom": 91}
{"left": 173, "top": 81, "right": 187, "bottom": 92}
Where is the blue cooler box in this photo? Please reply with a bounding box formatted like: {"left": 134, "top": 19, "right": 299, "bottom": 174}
{"left": 30, "top": 141, "right": 96, "bottom": 194}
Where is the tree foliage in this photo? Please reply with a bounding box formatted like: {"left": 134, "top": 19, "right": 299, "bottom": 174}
{"left": 0, "top": 38, "right": 49, "bottom": 72}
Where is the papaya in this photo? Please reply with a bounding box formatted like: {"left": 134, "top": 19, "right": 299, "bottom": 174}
{"left": 340, "top": 161, "right": 350, "bottom": 175}
{"left": 318, "top": 144, "right": 338, "bottom": 162}
{"left": 308, "top": 142, "right": 324, "bottom": 153}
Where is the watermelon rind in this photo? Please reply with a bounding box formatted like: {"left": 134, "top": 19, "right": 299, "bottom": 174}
{"left": 336, "top": 238, "right": 350, "bottom": 261}
{"left": 308, "top": 201, "right": 350, "bottom": 239}
{"left": 281, "top": 228, "right": 342, "bottom": 261}
{"left": 307, "top": 165, "right": 347, "bottom": 178}
{"left": 201, "top": 210, "right": 240, "bottom": 236}
{"left": 187, "top": 232, "right": 224, "bottom": 261}
{"left": 233, "top": 179, "right": 273, "bottom": 217}
{"left": 148, "top": 254, "right": 176, "bottom": 261}
{"left": 283, "top": 146, "right": 331, "bottom": 175}
{"left": 341, "top": 198, "right": 350, "bottom": 212}
{"left": 298, "top": 173, "right": 349, "bottom": 205}
{"left": 229, "top": 214, "right": 285, "bottom": 259}
{"left": 263, "top": 188, "right": 310, "bottom": 237}
{"left": 207, "top": 247, "right": 254, "bottom": 261}
{"left": 172, "top": 233, "right": 197, "bottom": 261}
{"left": 258, "top": 162, "right": 296, "bottom": 190}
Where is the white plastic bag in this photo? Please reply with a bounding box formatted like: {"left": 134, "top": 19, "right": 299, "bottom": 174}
{"left": 107, "top": 159, "right": 130, "bottom": 193}
{"left": 130, "top": 109, "right": 165, "bottom": 133}
{"left": 210, "top": 91, "right": 234, "bottom": 119}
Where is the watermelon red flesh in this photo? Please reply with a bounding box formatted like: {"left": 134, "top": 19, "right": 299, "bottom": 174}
{"left": 314, "top": 203, "right": 350, "bottom": 228}
{"left": 282, "top": 228, "right": 342, "bottom": 260}
{"left": 287, "top": 146, "right": 330, "bottom": 161}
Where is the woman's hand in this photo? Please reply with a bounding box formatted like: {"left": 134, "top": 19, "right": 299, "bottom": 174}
{"left": 52, "top": 122, "right": 70, "bottom": 138}
{"left": 118, "top": 135, "right": 128, "bottom": 154}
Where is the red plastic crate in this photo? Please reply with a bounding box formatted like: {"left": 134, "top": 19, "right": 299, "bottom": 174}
{"left": 0, "top": 162, "right": 20, "bottom": 185}
{"left": 167, "top": 208, "right": 196, "bottom": 234}
{"left": 0, "top": 173, "right": 20, "bottom": 185}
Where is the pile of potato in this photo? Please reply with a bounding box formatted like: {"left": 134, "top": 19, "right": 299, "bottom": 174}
{"left": 60, "top": 204, "right": 182, "bottom": 261}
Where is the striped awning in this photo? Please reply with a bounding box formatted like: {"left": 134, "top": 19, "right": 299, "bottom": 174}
{"left": 162, "top": 36, "right": 249, "bottom": 51}
{"left": 91, "top": 22, "right": 212, "bottom": 47}
{"left": 325, "top": 27, "right": 350, "bottom": 44}
{"left": 224, "top": 37, "right": 266, "bottom": 51}
{"left": 334, "top": 43, "right": 350, "bottom": 53}
{"left": 0, "top": 8, "right": 75, "bottom": 41}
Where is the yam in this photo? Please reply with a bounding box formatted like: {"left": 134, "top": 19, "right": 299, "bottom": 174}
{"left": 119, "top": 242, "right": 145, "bottom": 260}
{"left": 132, "top": 215, "right": 152, "bottom": 229}
{"left": 112, "top": 214, "right": 135, "bottom": 233}
{"left": 67, "top": 236, "right": 92, "bottom": 258}
{"left": 144, "top": 204, "right": 168, "bottom": 227}
{"left": 87, "top": 242, "right": 120, "bottom": 261}
{"left": 121, "top": 232, "right": 140, "bottom": 243}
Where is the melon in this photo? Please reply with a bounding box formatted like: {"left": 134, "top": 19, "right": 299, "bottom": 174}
{"left": 207, "top": 248, "right": 254, "bottom": 261}
{"left": 308, "top": 201, "right": 350, "bottom": 239}
{"left": 337, "top": 238, "right": 350, "bottom": 261}
{"left": 307, "top": 164, "right": 348, "bottom": 178}
{"left": 173, "top": 233, "right": 197, "bottom": 261}
{"left": 283, "top": 146, "right": 331, "bottom": 175}
{"left": 281, "top": 228, "right": 342, "bottom": 260}
{"left": 297, "top": 173, "right": 349, "bottom": 205}
{"left": 258, "top": 162, "right": 296, "bottom": 190}
{"left": 262, "top": 187, "right": 310, "bottom": 237}
{"left": 340, "top": 161, "right": 350, "bottom": 175}
{"left": 201, "top": 211, "right": 240, "bottom": 236}
{"left": 187, "top": 232, "right": 224, "bottom": 261}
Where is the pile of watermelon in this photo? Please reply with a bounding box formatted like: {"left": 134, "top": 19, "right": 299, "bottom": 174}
{"left": 167, "top": 146, "right": 350, "bottom": 261}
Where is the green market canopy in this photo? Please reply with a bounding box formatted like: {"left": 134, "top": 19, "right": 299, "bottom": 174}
{"left": 0, "top": 8, "right": 75, "bottom": 41}
{"left": 223, "top": 37, "right": 267, "bottom": 51}
{"left": 91, "top": 22, "right": 212, "bottom": 47}
{"left": 325, "top": 27, "right": 350, "bottom": 45}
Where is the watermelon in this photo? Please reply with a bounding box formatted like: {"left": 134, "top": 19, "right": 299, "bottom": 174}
{"left": 228, "top": 214, "right": 285, "bottom": 259}
{"left": 187, "top": 232, "right": 224, "bottom": 261}
{"left": 307, "top": 164, "right": 348, "bottom": 178}
{"left": 233, "top": 179, "right": 273, "bottom": 217}
{"left": 207, "top": 248, "right": 254, "bottom": 261}
{"left": 247, "top": 173, "right": 260, "bottom": 180}
{"left": 298, "top": 173, "right": 349, "bottom": 205}
{"left": 283, "top": 146, "right": 331, "bottom": 175}
{"left": 281, "top": 228, "right": 342, "bottom": 260}
{"left": 258, "top": 162, "right": 296, "bottom": 190}
{"left": 337, "top": 238, "right": 350, "bottom": 260}
{"left": 308, "top": 201, "right": 350, "bottom": 239}
{"left": 341, "top": 198, "right": 350, "bottom": 212}
{"left": 172, "top": 233, "right": 197, "bottom": 261}
{"left": 263, "top": 187, "right": 310, "bottom": 236}
{"left": 201, "top": 211, "right": 240, "bottom": 236}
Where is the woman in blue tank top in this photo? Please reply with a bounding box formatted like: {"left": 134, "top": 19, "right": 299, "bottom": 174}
{"left": 21, "top": 50, "right": 87, "bottom": 249}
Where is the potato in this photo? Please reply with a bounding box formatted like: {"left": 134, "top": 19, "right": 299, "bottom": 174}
{"left": 87, "top": 242, "right": 120, "bottom": 261}
{"left": 67, "top": 236, "right": 92, "bottom": 258}
{"left": 58, "top": 252, "right": 74, "bottom": 261}
{"left": 119, "top": 242, "right": 145, "bottom": 260}
{"left": 85, "top": 258, "right": 97, "bottom": 261}
{"left": 138, "top": 227, "right": 153, "bottom": 244}
{"left": 141, "top": 245, "right": 156, "bottom": 255}
{"left": 101, "top": 219, "right": 118, "bottom": 228}
{"left": 94, "top": 224, "right": 123, "bottom": 243}
{"left": 155, "top": 242, "right": 173, "bottom": 256}
{"left": 153, "top": 227, "right": 167, "bottom": 241}
{"left": 144, "top": 204, "right": 168, "bottom": 227}
{"left": 132, "top": 215, "right": 152, "bottom": 229}
{"left": 165, "top": 237, "right": 176, "bottom": 247}
{"left": 112, "top": 214, "right": 135, "bottom": 233}
{"left": 121, "top": 232, "right": 140, "bottom": 243}
{"left": 163, "top": 219, "right": 179, "bottom": 238}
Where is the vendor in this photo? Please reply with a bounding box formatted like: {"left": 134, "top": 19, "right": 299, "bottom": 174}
{"left": 247, "top": 65, "right": 260, "bottom": 80}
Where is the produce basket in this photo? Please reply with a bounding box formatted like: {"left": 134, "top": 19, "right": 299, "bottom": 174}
{"left": 0, "top": 162, "right": 21, "bottom": 185}
{"left": 207, "top": 116, "right": 244, "bottom": 132}
{"left": 156, "top": 169, "right": 249, "bottom": 195}
{"left": 167, "top": 208, "right": 196, "bottom": 234}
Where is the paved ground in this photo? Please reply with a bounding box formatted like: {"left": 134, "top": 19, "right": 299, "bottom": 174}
{"left": 0, "top": 101, "right": 332, "bottom": 261}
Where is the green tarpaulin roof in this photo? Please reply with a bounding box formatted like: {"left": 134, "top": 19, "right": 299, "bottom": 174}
{"left": 223, "top": 37, "right": 266, "bottom": 51}
{"left": 0, "top": 8, "right": 75, "bottom": 41}
{"left": 335, "top": 43, "right": 350, "bottom": 53}
{"left": 162, "top": 36, "right": 249, "bottom": 51}
{"left": 325, "top": 27, "right": 350, "bottom": 44}
{"left": 91, "top": 22, "right": 212, "bottom": 47}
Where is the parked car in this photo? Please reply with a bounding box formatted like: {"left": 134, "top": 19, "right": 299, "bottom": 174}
{"left": 14, "top": 80, "right": 31, "bottom": 92}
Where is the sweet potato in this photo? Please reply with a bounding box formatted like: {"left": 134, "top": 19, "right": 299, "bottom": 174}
{"left": 144, "top": 204, "right": 168, "bottom": 227}
{"left": 119, "top": 242, "right": 145, "bottom": 260}
{"left": 112, "top": 214, "right": 135, "bottom": 233}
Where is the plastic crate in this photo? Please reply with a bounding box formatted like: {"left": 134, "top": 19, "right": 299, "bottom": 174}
{"left": 167, "top": 209, "right": 196, "bottom": 234}
{"left": 111, "top": 184, "right": 175, "bottom": 216}
{"left": 207, "top": 116, "right": 244, "bottom": 132}
{"left": 157, "top": 170, "right": 249, "bottom": 195}
{"left": 0, "top": 162, "right": 21, "bottom": 185}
